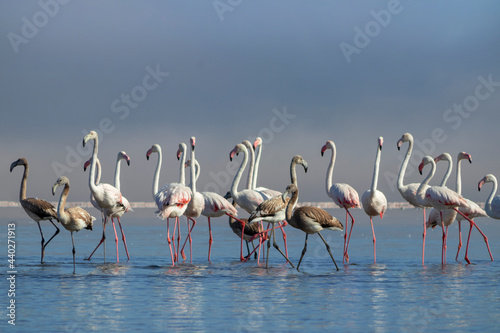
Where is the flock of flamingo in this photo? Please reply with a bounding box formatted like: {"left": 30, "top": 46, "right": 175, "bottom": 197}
{"left": 9, "top": 131, "right": 500, "bottom": 274}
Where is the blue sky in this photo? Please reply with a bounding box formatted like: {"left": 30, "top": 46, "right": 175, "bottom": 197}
{"left": 2, "top": 1, "right": 500, "bottom": 207}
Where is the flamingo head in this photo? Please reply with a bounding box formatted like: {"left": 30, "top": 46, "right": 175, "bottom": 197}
{"left": 52, "top": 176, "right": 70, "bottom": 196}
{"left": 10, "top": 158, "right": 27, "bottom": 172}
{"left": 190, "top": 137, "right": 196, "bottom": 150}
{"left": 478, "top": 174, "right": 496, "bottom": 191}
{"left": 83, "top": 130, "right": 98, "bottom": 147}
{"left": 223, "top": 191, "right": 232, "bottom": 199}
{"left": 378, "top": 136, "right": 383, "bottom": 151}
{"left": 146, "top": 144, "right": 161, "bottom": 160}
{"left": 282, "top": 183, "right": 298, "bottom": 203}
{"left": 434, "top": 152, "right": 451, "bottom": 164}
{"left": 397, "top": 133, "right": 413, "bottom": 151}
{"left": 418, "top": 156, "right": 434, "bottom": 175}
{"left": 292, "top": 155, "right": 308, "bottom": 173}
{"left": 119, "top": 151, "right": 131, "bottom": 166}
{"left": 253, "top": 137, "right": 262, "bottom": 150}
{"left": 229, "top": 144, "right": 245, "bottom": 161}
{"left": 458, "top": 152, "right": 472, "bottom": 164}
{"left": 321, "top": 140, "right": 334, "bottom": 157}
{"left": 83, "top": 159, "right": 91, "bottom": 171}
{"left": 177, "top": 143, "right": 187, "bottom": 161}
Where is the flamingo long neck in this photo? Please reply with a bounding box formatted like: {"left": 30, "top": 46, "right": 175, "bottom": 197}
{"left": 290, "top": 160, "right": 298, "bottom": 186}
{"left": 440, "top": 156, "right": 452, "bottom": 187}
{"left": 179, "top": 146, "right": 187, "bottom": 186}
{"left": 88, "top": 137, "right": 100, "bottom": 197}
{"left": 56, "top": 184, "right": 70, "bottom": 225}
{"left": 242, "top": 141, "right": 254, "bottom": 190}
{"left": 325, "top": 144, "right": 336, "bottom": 196}
{"left": 397, "top": 138, "right": 413, "bottom": 192}
{"left": 371, "top": 146, "right": 382, "bottom": 192}
{"left": 114, "top": 156, "right": 122, "bottom": 191}
{"left": 231, "top": 146, "right": 248, "bottom": 199}
{"left": 19, "top": 164, "right": 28, "bottom": 201}
{"left": 190, "top": 147, "right": 197, "bottom": 194}
{"left": 485, "top": 177, "right": 498, "bottom": 211}
{"left": 285, "top": 187, "right": 299, "bottom": 222}
{"left": 253, "top": 143, "right": 262, "bottom": 190}
{"left": 456, "top": 158, "right": 463, "bottom": 195}
{"left": 152, "top": 149, "right": 162, "bottom": 199}
{"left": 417, "top": 160, "right": 435, "bottom": 201}
{"left": 95, "top": 158, "right": 101, "bottom": 185}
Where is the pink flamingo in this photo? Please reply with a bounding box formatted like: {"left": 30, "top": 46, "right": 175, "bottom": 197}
{"left": 229, "top": 143, "right": 275, "bottom": 261}
{"left": 397, "top": 133, "right": 430, "bottom": 265}
{"left": 84, "top": 152, "right": 133, "bottom": 262}
{"left": 10, "top": 158, "right": 60, "bottom": 264}
{"left": 83, "top": 131, "right": 130, "bottom": 263}
{"left": 146, "top": 144, "right": 191, "bottom": 266}
{"left": 181, "top": 137, "right": 241, "bottom": 262}
{"left": 361, "top": 137, "right": 387, "bottom": 263}
{"left": 321, "top": 140, "right": 360, "bottom": 264}
{"left": 52, "top": 176, "right": 95, "bottom": 274}
{"left": 418, "top": 156, "right": 492, "bottom": 265}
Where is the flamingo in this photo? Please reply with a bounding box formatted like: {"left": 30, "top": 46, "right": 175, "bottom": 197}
{"left": 52, "top": 176, "right": 95, "bottom": 274}
{"left": 83, "top": 153, "right": 133, "bottom": 262}
{"left": 146, "top": 144, "right": 191, "bottom": 266}
{"left": 426, "top": 153, "right": 458, "bottom": 263}
{"left": 251, "top": 137, "right": 281, "bottom": 197}
{"left": 418, "top": 156, "right": 492, "bottom": 265}
{"left": 181, "top": 137, "right": 242, "bottom": 262}
{"left": 229, "top": 143, "right": 274, "bottom": 261}
{"left": 479, "top": 174, "right": 500, "bottom": 219}
{"left": 397, "top": 133, "right": 430, "bottom": 265}
{"left": 321, "top": 140, "right": 360, "bottom": 264}
{"left": 248, "top": 155, "right": 308, "bottom": 268}
{"left": 282, "top": 183, "right": 344, "bottom": 271}
{"left": 361, "top": 137, "right": 387, "bottom": 263}
{"left": 83, "top": 131, "right": 129, "bottom": 263}
{"left": 10, "top": 158, "right": 60, "bottom": 264}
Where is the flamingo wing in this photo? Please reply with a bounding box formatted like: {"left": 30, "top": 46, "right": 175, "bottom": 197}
{"left": 329, "top": 183, "right": 360, "bottom": 209}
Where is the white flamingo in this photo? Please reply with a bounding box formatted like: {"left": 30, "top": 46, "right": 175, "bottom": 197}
{"left": 361, "top": 137, "right": 387, "bottom": 263}
{"left": 229, "top": 143, "right": 273, "bottom": 261}
{"left": 83, "top": 131, "right": 129, "bottom": 263}
{"left": 252, "top": 137, "right": 281, "bottom": 197}
{"left": 248, "top": 155, "right": 308, "bottom": 268}
{"left": 397, "top": 133, "right": 430, "bottom": 265}
{"left": 418, "top": 156, "right": 491, "bottom": 265}
{"left": 181, "top": 137, "right": 242, "bottom": 262}
{"left": 52, "top": 176, "right": 95, "bottom": 274}
{"left": 146, "top": 143, "right": 192, "bottom": 266}
{"left": 479, "top": 174, "right": 500, "bottom": 219}
{"left": 10, "top": 158, "right": 60, "bottom": 264}
{"left": 321, "top": 140, "right": 360, "bottom": 264}
{"left": 282, "top": 183, "right": 344, "bottom": 271}
{"left": 83, "top": 153, "right": 133, "bottom": 261}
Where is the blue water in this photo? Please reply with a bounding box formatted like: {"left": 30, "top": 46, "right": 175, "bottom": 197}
{"left": 1, "top": 208, "right": 500, "bottom": 332}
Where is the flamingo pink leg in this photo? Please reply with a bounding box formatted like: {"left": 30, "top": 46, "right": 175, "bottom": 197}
{"left": 111, "top": 218, "right": 120, "bottom": 263}
{"left": 171, "top": 218, "right": 178, "bottom": 264}
{"left": 166, "top": 218, "right": 175, "bottom": 266}
{"left": 455, "top": 209, "right": 493, "bottom": 262}
{"left": 116, "top": 217, "right": 130, "bottom": 261}
{"left": 86, "top": 217, "right": 107, "bottom": 261}
{"left": 208, "top": 218, "right": 213, "bottom": 262}
{"left": 278, "top": 221, "right": 288, "bottom": 258}
{"left": 180, "top": 217, "right": 196, "bottom": 263}
{"left": 225, "top": 214, "right": 248, "bottom": 261}
{"left": 422, "top": 208, "right": 427, "bottom": 265}
{"left": 464, "top": 221, "right": 473, "bottom": 264}
{"left": 370, "top": 217, "right": 376, "bottom": 263}
{"left": 344, "top": 209, "right": 356, "bottom": 263}
{"left": 455, "top": 221, "right": 462, "bottom": 261}
{"left": 176, "top": 217, "right": 182, "bottom": 263}
{"left": 343, "top": 210, "right": 349, "bottom": 264}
